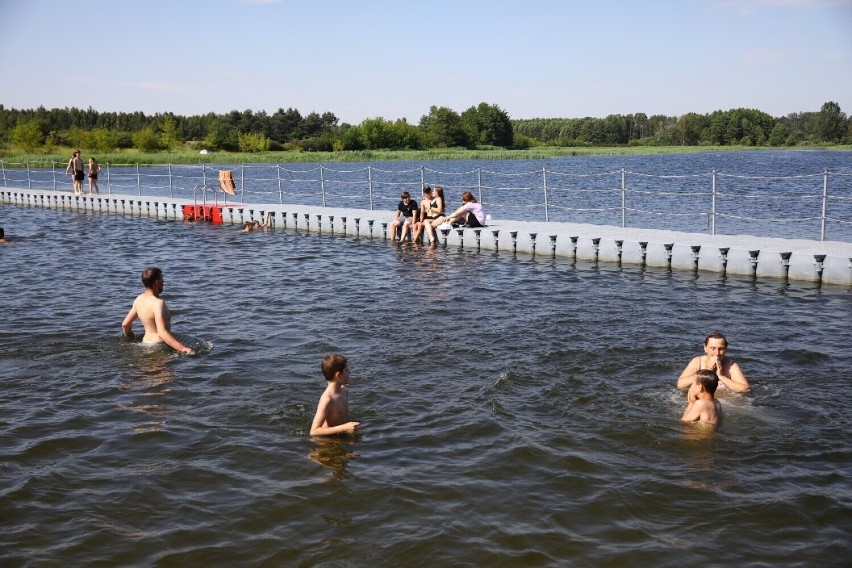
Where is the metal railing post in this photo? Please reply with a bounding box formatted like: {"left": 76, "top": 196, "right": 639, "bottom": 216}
{"left": 477, "top": 167, "right": 483, "bottom": 204}
{"left": 621, "top": 167, "right": 626, "bottom": 228}
{"left": 320, "top": 165, "right": 327, "bottom": 208}
{"left": 241, "top": 164, "right": 246, "bottom": 204}
{"left": 277, "top": 164, "right": 283, "bottom": 204}
{"left": 1, "top": 160, "right": 6, "bottom": 188}
{"left": 542, "top": 166, "right": 549, "bottom": 222}
{"left": 711, "top": 169, "right": 717, "bottom": 236}
{"left": 168, "top": 163, "right": 173, "bottom": 198}
{"left": 52, "top": 160, "right": 57, "bottom": 191}
{"left": 26, "top": 161, "right": 31, "bottom": 190}
{"left": 820, "top": 169, "right": 828, "bottom": 241}
{"left": 367, "top": 165, "right": 373, "bottom": 210}
{"left": 106, "top": 163, "right": 111, "bottom": 195}
{"left": 420, "top": 165, "right": 425, "bottom": 188}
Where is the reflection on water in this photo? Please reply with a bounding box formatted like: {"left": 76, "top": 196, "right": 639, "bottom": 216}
{"left": 117, "top": 342, "right": 177, "bottom": 433}
{"left": 308, "top": 437, "right": 358, "bottom": 482}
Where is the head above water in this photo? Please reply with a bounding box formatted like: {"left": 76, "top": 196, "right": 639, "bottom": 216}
{"left": 695, "top": 369, "right": 719, "bottom": 396}
{"left": 322, "top": 353, "right": 348, "bottom": 381}
{"left": 704, "top": 331, "right": 728, "bottom": 347}
{"left": 141, "top": 267, "right": 163, "bottom": 289}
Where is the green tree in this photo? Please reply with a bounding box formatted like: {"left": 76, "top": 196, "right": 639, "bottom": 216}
{"left": 238, "top": 131, "right": 271, "bottom": 152}
{"left": 419, "top": 106, "right": 472, "bottom": 148}
{"left": 460, "top": 103, "right": 514, "bottom": 147}
{"left": 203, "top": 119, "right": 231, "bottom": 151}
{"left": 815, "top": 101, "right": 846, "bottom": 142}
{"left": 10, "top": 119, "right": 45, "bottom": 152}
{"left": 159, "top": 115, "right": 181, "bottom": 151}
{"left": 132, "top": 127, "right": 161, "bottom": 152}
{"left": 767, "top": 123, "right": 790, "bottom": 146}
{"left": 90, "top": 128, "right": 119, "bottom": 153}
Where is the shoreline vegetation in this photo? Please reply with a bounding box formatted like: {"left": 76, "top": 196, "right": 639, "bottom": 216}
{"left": 3, "top": 144, "right": 851, "bottom": 167}
{"left": 2, "top": 101, "right": 849, "bottom": 166}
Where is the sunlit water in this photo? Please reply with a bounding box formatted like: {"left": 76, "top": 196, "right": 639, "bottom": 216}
{"left": 1, "top": 206, "right": 850, "bottom": 566}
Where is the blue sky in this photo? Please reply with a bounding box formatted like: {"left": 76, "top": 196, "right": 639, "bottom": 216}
{"left": 1, "top": 0, "right": 850, "bottom": 124}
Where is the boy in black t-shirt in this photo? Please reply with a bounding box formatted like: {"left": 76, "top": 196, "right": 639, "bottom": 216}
{"left": 388, "top": 191, "right": 418, "bottom": 241}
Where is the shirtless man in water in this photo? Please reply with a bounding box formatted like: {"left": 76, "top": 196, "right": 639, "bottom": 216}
{"left": 677, "top": 331, "right": 748, "bottom": 393}
{"left": 121, "top": 267, "right": 195, "bottom": 355}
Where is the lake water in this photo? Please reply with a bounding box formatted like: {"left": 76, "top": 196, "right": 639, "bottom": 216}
{"left": 1, "top": 163, "right": 851, "bottom": 565}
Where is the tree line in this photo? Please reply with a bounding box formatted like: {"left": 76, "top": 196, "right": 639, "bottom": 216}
{"left": 1, "top": 100, "right": 848, "bottom": 155}
{"left": 513, "top": 102, "right": 849, "bottom": 148}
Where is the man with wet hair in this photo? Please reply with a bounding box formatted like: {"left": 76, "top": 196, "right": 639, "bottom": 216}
{"left": 122, "top": 267, "right": 195, "bottom": 355}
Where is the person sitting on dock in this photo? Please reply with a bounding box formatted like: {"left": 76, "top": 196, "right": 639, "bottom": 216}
{"left": 121, "top": 267, "right": 195, "bottom": 355}
{"left": 242, "top": 211, "right": 273, "bottom": 232}
{"left": 677, "top": 331, "right": 749, "bottom": 393}
{"left": 680, "top": 370, "right": 722, "bottom": 426}
{"left": 419, "top": 186, "right": 446, "bottom": 244}
{"left": 410, "top": 185, "right": 436, "bottom": 243}
{"left": 388, "top": 191, "right": 418, "bottom": 241}
{"left": 444, "top": 191, "right": 486, "bottom": 228}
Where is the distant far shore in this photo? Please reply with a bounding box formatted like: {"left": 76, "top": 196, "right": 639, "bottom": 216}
{"left": 1, "top": 144, "right": 850, "bottom": 167}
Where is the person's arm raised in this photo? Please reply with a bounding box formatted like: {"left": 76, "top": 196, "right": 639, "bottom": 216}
{"left": 718, "top": 359, "right": 749, "bottom": 392}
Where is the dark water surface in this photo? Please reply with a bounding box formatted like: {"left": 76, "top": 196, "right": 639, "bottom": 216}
{"left": 1, "top": 206, "right": 850, "bottom": 566}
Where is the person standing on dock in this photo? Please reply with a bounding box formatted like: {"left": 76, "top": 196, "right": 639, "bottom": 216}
{"left": 87, "top": 157, "right": 101, "bottom": 194}
{"left": 121, "top": 267, "right": 195, "bottom": 355}
{"left": 65, "top": 151, "right": 84, "bottom": 195}
{"left": 677, "top": 332, "right": 748, "bottom": 393}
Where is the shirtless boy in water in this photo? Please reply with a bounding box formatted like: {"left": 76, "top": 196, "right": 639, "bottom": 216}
{"left": 121, "top": 267, "right": 195, "bottom": 355}
{"left": 681, "top": 370, "right": 722, "bottom": 426}
{"left": 310, "top": 353, "right": 360, "bottom": 436}
{"left": 678, "top": 331, "right": 749, "bottom": 393}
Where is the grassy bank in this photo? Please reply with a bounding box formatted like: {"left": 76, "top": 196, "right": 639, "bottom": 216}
{"left": 2, "top": 144, "right": 850, "bottom": 167}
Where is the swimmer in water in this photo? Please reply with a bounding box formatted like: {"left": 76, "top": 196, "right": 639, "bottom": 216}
{"left": 310, "top": 353, "right": 360, "bottom": 436}
{"left": 677, "top": 331, "right": 748, "bottom": 393}
{"left": 242, "top": 211, "right": 272, "bottom": 232}
{"left": 121, "top": 267, "right": 195, "bottom": 355}
{"left": 681, "top": 369, "right": 722, "bottom": 426}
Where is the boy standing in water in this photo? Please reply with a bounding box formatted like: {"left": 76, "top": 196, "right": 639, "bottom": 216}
{"left": 310, "top": 353, "right": 361, "bottom": 436}
{"left": 681, "top": 370, "right": 722, "bottom": 426}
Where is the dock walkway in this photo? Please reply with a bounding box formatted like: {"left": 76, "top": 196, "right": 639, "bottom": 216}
{"left": 3, "top": 187, "right": 851, "bottom": 285}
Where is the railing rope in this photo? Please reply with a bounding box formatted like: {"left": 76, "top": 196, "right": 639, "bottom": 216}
{"left": 0, "top": 161, "right": 847, "bottom": 241}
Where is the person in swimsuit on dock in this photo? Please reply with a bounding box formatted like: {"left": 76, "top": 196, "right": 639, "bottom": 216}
{"left": 418, "top": 186, "right": 446, "bottom": 244}
{"left": 87, "top": 157, "right": 100, "bottom": 194}
{"left": 65, "top": 151, "right": 84, "bottom": 195}
{"left": 121, "top": 267, "right": 195, "bottom": 355}
{"left": 677, "top": 331, "right": 748, "bottom": 393}
{"left": 310, "top": 353, "right": 360, "bottom": 436}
